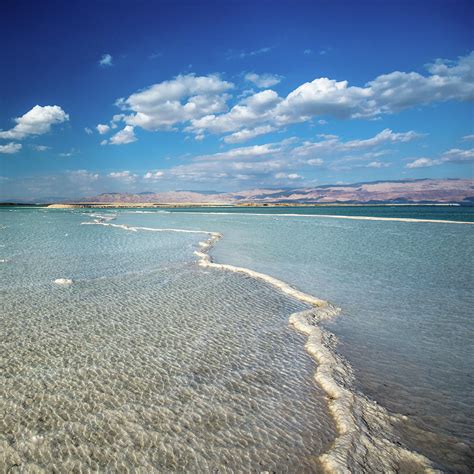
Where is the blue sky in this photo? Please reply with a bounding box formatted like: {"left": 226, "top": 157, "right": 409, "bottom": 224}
{"left": 0, "top": 0, "right": 473, "bottom": 200}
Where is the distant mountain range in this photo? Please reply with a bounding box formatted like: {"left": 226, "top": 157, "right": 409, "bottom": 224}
{"left": 74, "top": 179, "right": 474, "bottom": 205}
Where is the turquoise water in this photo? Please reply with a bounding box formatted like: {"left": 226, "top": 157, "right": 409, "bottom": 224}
{"left": 1, "top": 207, "right": 473, "bottom": 471}
{"left": 166, "top": 204, "right": 474, "bottom": 222}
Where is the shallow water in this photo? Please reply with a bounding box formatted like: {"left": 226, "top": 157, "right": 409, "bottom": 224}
{"left": 106, "top": 208, "right": 473, "bottom": 471}
{"left": 1, "top": 207, "right": 473, "bottom": 471}
{"left": 0, "top": 209, "right": 335, "bottom": 471}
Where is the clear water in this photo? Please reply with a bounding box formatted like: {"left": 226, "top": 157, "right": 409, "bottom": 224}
{"left": 0, "top": 209, "right": 339, "bottom": 471}
{"left": 163, "top": 204, "right": 474, "bottom": 222}
{"left": 1, "top": 207, "right": 473, "bottom": 472}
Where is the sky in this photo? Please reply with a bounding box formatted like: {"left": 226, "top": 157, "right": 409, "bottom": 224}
{"left": 0, "top": 0, "right": 473, "bottom": 200}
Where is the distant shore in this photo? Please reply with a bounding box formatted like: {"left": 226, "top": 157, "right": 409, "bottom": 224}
{"left": 49, "top": 202, "right": 463, "bottom": 208}
{"left": 0, "top": 201, "right": 465, "bottom": 209}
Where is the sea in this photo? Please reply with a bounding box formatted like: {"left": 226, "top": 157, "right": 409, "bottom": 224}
{"left": 0, "top": 205, "right": 472, "bottom": 472}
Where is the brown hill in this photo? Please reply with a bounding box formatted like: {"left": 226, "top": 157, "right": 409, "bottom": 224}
{"left": 70, "top": 178, "right": 473, "bottom": 205}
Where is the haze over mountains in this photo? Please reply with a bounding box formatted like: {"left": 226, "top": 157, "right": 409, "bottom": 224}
{"left": 73, "top": 179, "right": 474, "bottom": 205}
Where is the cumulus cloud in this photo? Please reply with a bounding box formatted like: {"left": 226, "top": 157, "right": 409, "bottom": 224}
{"left": 0, "top": 105, "right": 69, "bottom": 140}
{"left": 84, "top": 127, "right": 93, "bottom": 135}
{"left": 193, "top": 143, "right": 283, "bottom": 162}
{"left": 292, "top": 129, "right": 422, "bottom": 159}
{"left": 406, "top": 158, "right": 440, "bottom": 169}
{"left": 188, "top": 89, "right": 282, "bottom": 137}
{"left": 223, "top": 125, "right": 277, "bottom": 144}
{"left": 406, "top": 147, "right": 474, "bottom": 168}
{"left": 99, "top": 54, "right": 113, "bottom": 67}
{"left": 275, "top": 172, "right": 302, "bottom": 179}
{"left": 440, "top": 148, "right": 474, "bottom": 162}
{"left": 107, "top": 125, "right": 137, "bottom": 145}
{"left": 68, "top": 170, "right": 99, "bottom": 182}
{"left": 102, "top": 52, "right": 473, "bottom": 144}
{"left": 0, "top": 142, "right": 22, "bottom": 154}
{"left": 108, "top": 171, "right": 137, "bottom": 183}
{"left": 187, "top": 51, "right": 474, "bottom": 142}
{"left": 366, "top": 161, "right": 390, "bottom": 168}
{"left": 96, "top": 124, "right": 110, "bottom": 134}
{"left": 245, "top": 72, "right": 283, "bottom": 88}
{"left": 144, "top": 170, "right": 164, "bottom": 180}
{"left": 115, "top": 74, "right": 233, "bottom": 133}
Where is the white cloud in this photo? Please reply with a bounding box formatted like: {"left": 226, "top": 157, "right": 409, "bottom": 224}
{"left": 0, "top": 142, "right": 22, "bottom": 154}
{"left": 160, "top": 129, "right": 422, "bottom": 184}
{"left": 275, "top": 172, "right": 302, "bottom": 179}
{"left": 223, "top": 125, "right": 277, "bottom": 144}
{"left": 441, "top": 148, "right": 474, "bottom": 162}
{"left": 406, "top": 158, "right": 440, "bottom": 169}
{"left": 144, "top": 170, "right": 164, "bottom": 180}
{"left": 303, "top": 49, "right": 313, "bottom": 55}
{"left": 102, "top": 52, "right": 473, "bottom": 144}
{"left": 194, "top": 142, "right": 283, "bottom": 162}
{"left": 245, "top": 72, "right": 283, "bottom": 88}
{"left": 68, "top": 170, "right": 99, "bottom": 182}
{"left": 406, "top": 147, "right": 474, "bottom": 168}
{"left": 188, "top": 51, "right": 474, "bottom": 142}
{"left": 116, "top": 74, "right": 233, "bottom": 132}
{"left": 99, "top": 54, "right": 113, "bottom": 67}
{"left": 293, "top": 129, "right": 422, "bottom": 159}
{"left": 96, "top": 124, "right": 110, "bottom": 134}
{"left": 0, "top": 105, "right": 69, "bottom": 140}
{"left": 31, "top": 145, "right": 49, "bottom": 151}
{"left": 59, "top": 148, "right": 78, "bottom": 157}
{"left": 163, "top": 141, "right": 289, "bottom": 183}
{"left": 107, "top": 125, "right": 137, "bottom": 145}
{"left": 462, "top": 134, "right": 474, "bottom": 141}
{"left": 366, "top": 161, "right": 390, "bottom": 168}
{"left": 84, "top": 127, "right": 93, "bottom": 135}
{"left": 307, "top": 158, "right": 324, "bottom": 166}
{"left": 111, "top": 114, "right": 125, "bottom": 127}
{"left": 188, "top": 89, "right": 281, "bottom": 137}
{"left": 108, "top": 171, "right": 137, "bottom": 183}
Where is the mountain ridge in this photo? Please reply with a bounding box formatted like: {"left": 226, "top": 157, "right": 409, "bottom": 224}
{"left": 71, "top": 178, "right": 473, "bottom": 205}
